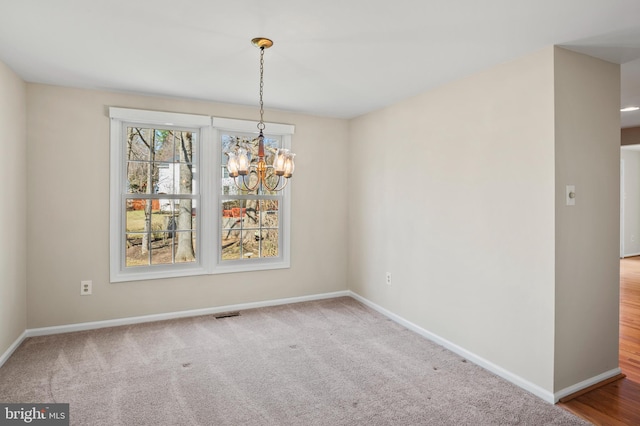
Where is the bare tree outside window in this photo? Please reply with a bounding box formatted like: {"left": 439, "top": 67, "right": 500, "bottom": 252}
{"left": 176, "top": 132, "right": 195, "bottom": 262}
{"left": 125, "top": 127, "right": 196, "bottom": 266}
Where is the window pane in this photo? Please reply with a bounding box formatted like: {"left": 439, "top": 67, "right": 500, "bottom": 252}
{"left": 262, "top": 230, "right": 279, "bottom": 258}
{"left": 243, "top": 200, "right": 259, "bottom": 229}
{"left": 146, "top": 230, "right": 196, "bottom": 265}
{"left": 221, "top": 199, "right": 242, "bottom": 224}
{"left": 176, "top": 131, "right": 196, "bottom": 164}
{"left": 156, "top": 163, "right": 175, "bottom": 194}
{"left": 154, "top": 163, "right": 196, "bottom": 195}
{"left": 127, "top": 128, "right": 196, "bottom": 196}
{"left": 127, "top": 127, "right": 151, "bottom": 161}
{"left": 151, "top": 232, "right": 175, "bottom": 265}
{"left": 221, "top": 200, "right": 256, "bottom": 258}
{"left": 126, "top": 161, "right": 150, "bottom": 194}
{"left": 220, "top": 133, "right": 281, "bottom": 196}
{"left": 125, "top": 232, "right": 147, "bottom": 267}
{"left": 260, "top": 200, "right": 278, "bottom": 228}
{"left": 126, "top": 199, "right": 163, "bottom": 231}
{"left": 125, "top": 198, "right": 193, "bottom": 266}
{"left": 154, "top": 131, "right": 175, "bottom": 162}
{"left": 125, "top": 198, "right": 164, "bottom": 266}
{"left": 221, "top": 199, "right": 243, "bottom": 260}
{"left": 176, "top": 163, "right": 195, "bottom": 195}
{"left": 221, "top": 134, "right": 235, "bottom": 164}
{"left": 154, "top": 201, "right": 196, "bottom": 264}
{"left": 222, "top": 229, "right": 241, "bottom": 260}
{"left": 222, "top": 166, "right": 236, "bottom": 195}
{"left": 220, "top": 198, "right": 279, "bottom": 261}
{"left": 174, "top": 231, "right": 196, "bottom": 263}
{"left": 145, "top": 230, "right": 196, "bottom": 265}
{"left": 175, "top": 200, "right": 196, "bottom": 231}
{"left": 242, "top": 235, "right": 259, "bottom": 259}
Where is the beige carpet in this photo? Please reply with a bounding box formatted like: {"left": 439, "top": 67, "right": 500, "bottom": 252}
{"left": 0, "top": 297, "right": 587, "bottom": 425}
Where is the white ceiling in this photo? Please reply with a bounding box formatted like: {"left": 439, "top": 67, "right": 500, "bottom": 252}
{"left": 1, "top": 0, "right": 640, "bottom": 126}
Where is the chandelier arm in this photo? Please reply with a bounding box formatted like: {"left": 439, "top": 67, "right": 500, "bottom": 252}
{"left": 275, "top": 178, "right": 290, "bottom": 191}
{"left": 244, "top": 172, "right": 261, "bottom": 192}
{"left": 263, "top": 174, "right": 289, "bottom": 192}
{"left": 262, "top": 175, "right": 280, "bottom": 192}
{"left": 233, "top": 174, "right": 260, "bottom": 192}
{"left": 231, "top": 177, "right": 246, "bottom": 192}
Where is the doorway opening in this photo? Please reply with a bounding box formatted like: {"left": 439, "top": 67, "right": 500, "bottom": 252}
{"left": 619, "top": 144, "right": 640, "bottom": 381}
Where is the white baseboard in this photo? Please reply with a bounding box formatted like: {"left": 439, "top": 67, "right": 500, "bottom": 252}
{"left": 6, "top": 289, "right": 619, "bottom": 405}
{"left": 349, "top": 291, "right": 561, "bottom": 403}
{"left": 622, "top": 252, "right": 640, "bottom": 258}
{"left": 553, "top": 368, "right": 622, "bottom": 402}
{"left": 26, "top": 290, "right": 350, "bottom": 337}
{"left": 0, "top": 331, "right": 27, "bottom": 369}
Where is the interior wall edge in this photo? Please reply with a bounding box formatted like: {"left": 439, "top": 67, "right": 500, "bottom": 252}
{"left": 0, "top": 331, "right": 27, "bottom": 370}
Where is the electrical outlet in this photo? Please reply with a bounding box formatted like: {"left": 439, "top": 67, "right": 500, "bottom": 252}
{"left": 81, "top": 280, "right": 92, "bottom": 296}
{"left": 386, "top": 272, "right": 392, "bottom": 286}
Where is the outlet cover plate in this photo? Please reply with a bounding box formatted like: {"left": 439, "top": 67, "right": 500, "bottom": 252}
{"left": 81, "top": 280, "right": 92, "bottom": 295}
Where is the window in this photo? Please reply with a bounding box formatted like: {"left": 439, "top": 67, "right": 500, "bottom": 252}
{"left": 110, "top": 108, "right": 211, "bottom": 282}
{"left": 110, "top": 109, "right": 294, "bottom": 282}
{"left": 212, "top": 117, "right": 294, "bottom": 275}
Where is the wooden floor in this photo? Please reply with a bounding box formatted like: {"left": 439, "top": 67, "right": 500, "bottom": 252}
{"left": 558, "top": 257, "right": 640, "bottom": 425}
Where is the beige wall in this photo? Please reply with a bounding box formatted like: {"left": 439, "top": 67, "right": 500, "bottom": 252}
{"left": 621, "top": 126, "right": 640, "bottom": 145}
{"left": 348, "top": 46, "right": 621, "bottom": 396}
{"left": 26, "top": 84, "right": 349, "bottom": 328}
{"left": 0, "top": 61, "right": 27, "bottom": 356}
{"left": 348, "top": 47, "right": 557, "bottom": 392}
{"left": 553, "top": 47, "right": 620, "bottom": 390}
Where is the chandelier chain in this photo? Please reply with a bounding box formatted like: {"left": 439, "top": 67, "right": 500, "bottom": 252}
{"left": 225, "top": 38, "right": 293, "bottom": 194}
{"left": 258, "top": 46, "right": 266, "bottom": 131}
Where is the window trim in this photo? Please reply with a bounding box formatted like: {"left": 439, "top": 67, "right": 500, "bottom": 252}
{"left": 109, "top": 108, "right": 295, "bottom": 282}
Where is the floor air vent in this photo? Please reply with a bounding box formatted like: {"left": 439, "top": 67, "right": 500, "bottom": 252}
{"left": 214, "top": 311, "right": 240, "bottom": 319}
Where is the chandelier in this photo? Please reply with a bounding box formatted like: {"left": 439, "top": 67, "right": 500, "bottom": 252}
{"left": 226, "top": 37, "right": 295, "bottom": 192}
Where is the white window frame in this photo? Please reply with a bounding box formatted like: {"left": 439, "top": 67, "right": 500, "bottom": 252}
{"left": 109, "top": 108, "right": 294, "bottom": 282}
{"left": 109, "top": 108, "right": 212, "bottom": 282}
{"left": 212, "top": 117, "right": 294, "bottom": 275}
